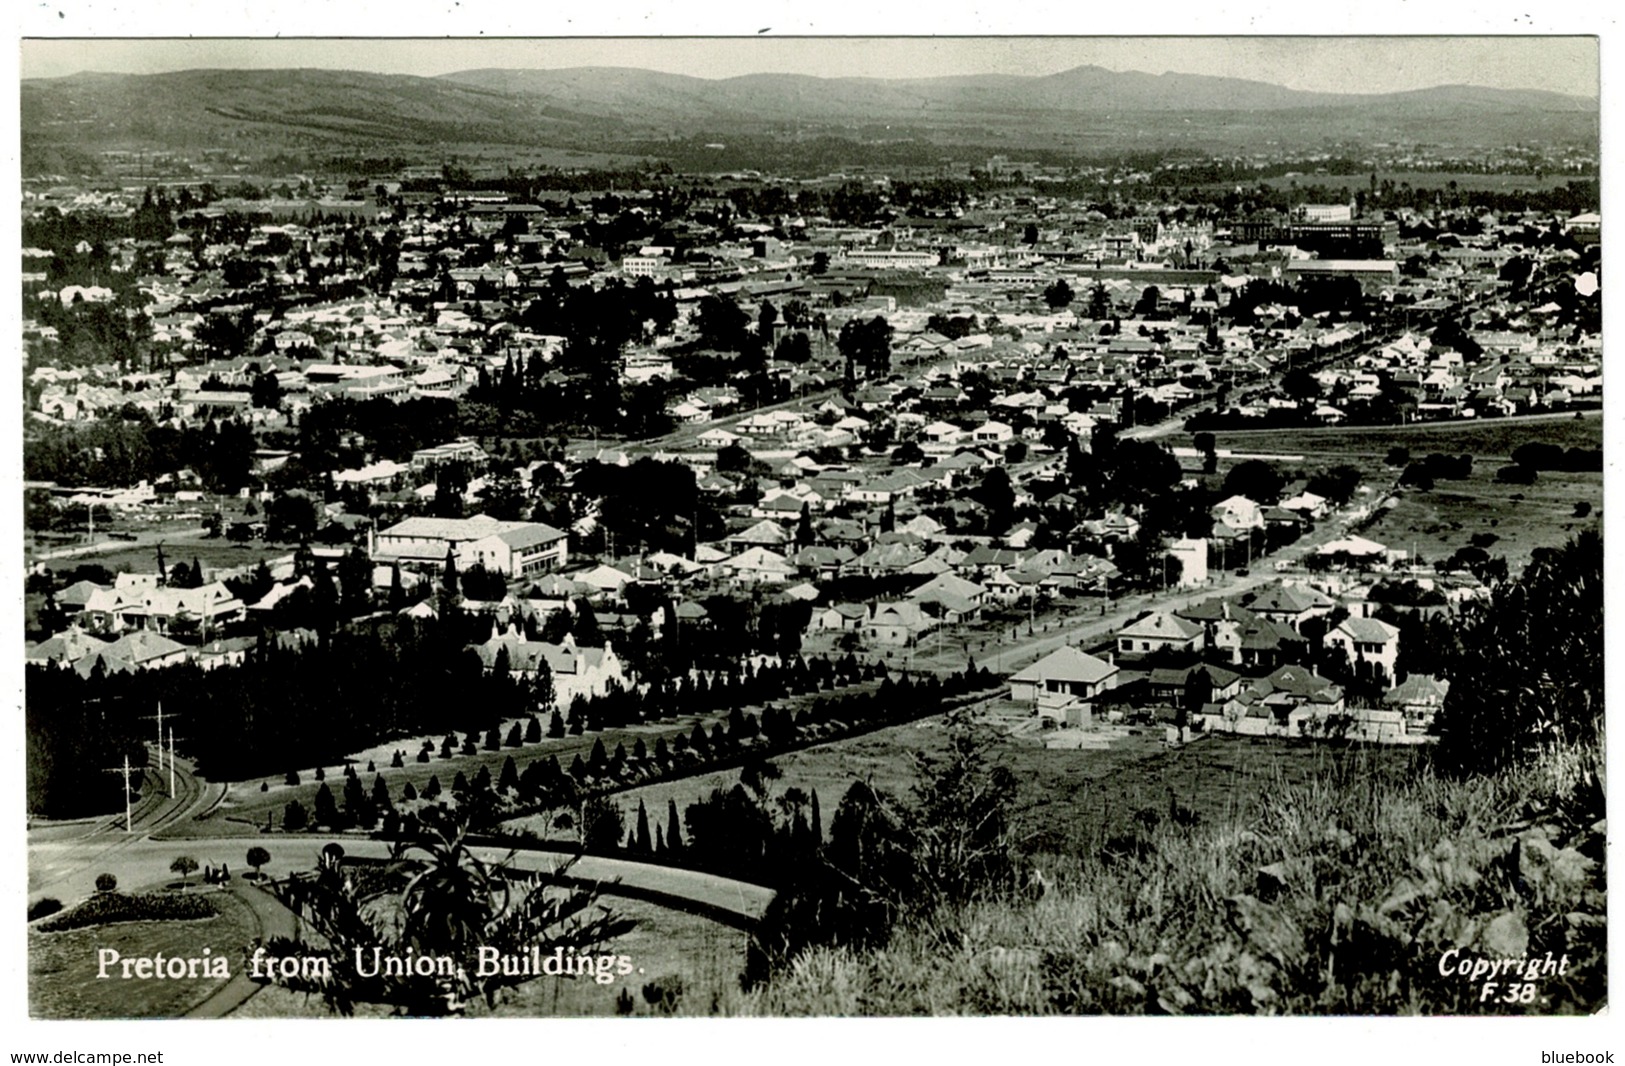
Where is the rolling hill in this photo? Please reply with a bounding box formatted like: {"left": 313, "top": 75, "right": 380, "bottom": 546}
{"left": 20, "top": 64, "right": 1599, "bottom": 175}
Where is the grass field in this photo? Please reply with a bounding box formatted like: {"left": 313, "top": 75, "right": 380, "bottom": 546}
{"left": 1196, "top": 414, "right": 1603, "bottom": 571}
{"left": 28, "top": 887, "right": 256, "bottom": 1019}
{"left": 594, "top": 710, "right": 1424, "bottom": 862}
{"left": 38, "top": 537, "right": 299, "bottom": 580}
{"left": 1249, "top": 170, "right": 1584, "bottom": 194}
{"left": 229, "top": 895, "right": 747, "bottom": 1019}
{"left": 1367, "top": 471, "right": 1600, "bottom": 573}
{"left": 195, "top": 679, "right": 887, "bottom": 838}
{"left": 1200, "top": 412, "right": 1602, "bottom": 465}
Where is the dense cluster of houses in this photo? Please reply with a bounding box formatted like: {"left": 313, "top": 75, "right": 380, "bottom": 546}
{"left": 24, "top": 163, "right": 1592, "bottom": 760}
{"left": 23, "top": 160, "right": 1599, "bottom": 443}
{"left": 1005, "top": 572, "right": 1473, "bottom": 744}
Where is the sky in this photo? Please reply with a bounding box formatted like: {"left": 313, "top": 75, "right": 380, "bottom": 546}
{"left": 16, "top": 31, "right": 1602, "bottom": 99}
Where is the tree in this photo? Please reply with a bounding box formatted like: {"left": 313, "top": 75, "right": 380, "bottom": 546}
{"left": 693, "top": 294, "right": 751, "bottom": 352}
{"left": 634, "top": 800, "right": 654, "bottom": 855}
{"left": 170, "top": 855, "right": 199, "bottom": 888}
{"left": 581, "top": 796, "right": 624, "bottom": 853}
{"left": 773, "top": 331, "right": 812, "bottom": 363}
{"left": 338, "top": 545, "right": 372, "bottom": 617}
{"left": 262, "top": 812, "right": 634, "bottom": 1016}
{"left": 1281, "top": 366, "right": 1321, "bottom": 403}
{"left": 283, "top": 800, "right": 309, "bottom": 832}
{"left": 666, "top": 799, "right": 683, "bottom": 853}
{"left": 246, "top": 846, "right": 271, "bottom": 879}
{"left": 1042, "top": 278, "right": 1075, "bottom": 309}
{"left": 1134, "top": 285, "right": 1162, "bottom": 317}
{"left": 835, "top": 316, "right": 893, "bottom": 382}
{"left": 745, "top": 780, "right": 916, "bottom": 985}
{"left": 1086, "top": 283, "right": 1112, "bottom": 320}
{"left": 1221, "top": 459, "right": 1285, "bottom": 505}
{"left": 250, "top": 371, "right": 284, "bottom": 411}
{"left": 313, "top": 782, "right": 339, "bottom": 827}
{"left": 1433, "top": 532, "right": 1601, "bottom": 776}
{"left": 95, "top": 872, "right": 118, "bottom": 893}
{"left": 910, "top": 705, "right": 1024, "bottom": 905}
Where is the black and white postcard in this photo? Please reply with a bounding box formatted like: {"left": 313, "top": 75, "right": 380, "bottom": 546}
{"left": 10, "top": 10, "right": 1611, "bottom": 1061}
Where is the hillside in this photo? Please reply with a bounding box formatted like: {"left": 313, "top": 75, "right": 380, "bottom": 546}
{"left": 727, "top": 736, "right": 1606, "bottom": 1015}
{"left": 442, "top": 64, "right": 1595, "bottom": 119}
{"left": 21, "top": 64, "right": 1599, "bottom": 174}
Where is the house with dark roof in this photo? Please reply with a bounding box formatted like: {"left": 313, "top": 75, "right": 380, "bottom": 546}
{"left": 100, "top": 630, "right": 190, "bottom": 670}
{"left": 1212, "top": 665, "right": 1346, "bottom": 737}
{"left": 1243, "top": 584, "right": 1337, "bottom": 633}
{"left": 26, "top": 628, "right": 108, "bottom": 665}
{"left": 1383, "top": 673, "right": 1450, "bottom": 736}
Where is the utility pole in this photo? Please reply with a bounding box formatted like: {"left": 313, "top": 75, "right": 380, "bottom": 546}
{"left": 144, "top": 702, "right": 169, "bottom": 794}
{"left": 167, "top": 726, "right": 178, "bottom": 798}
{"left": 104, "top": 755, "right": 135, "bottom": 834}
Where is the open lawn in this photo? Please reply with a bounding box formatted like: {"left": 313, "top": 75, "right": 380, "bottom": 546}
{"left": 39, "top": 537, "right": 299, "bottom": 580}
{"left": 591, "top": 710, "right": 1424, "bottom": 863}
{"left": 192, "top": 679, "right": 887, "bottom": 838}
{"left": 1249, "top": 170, "right": 1584, "bottom": 194}
{"left": 29, "top": 887, "right": 256, "bottom": 1019}
{"left": 1194, "top": 414, "right": 1602, "bottom": 571}
{"left": 1199, "top": 412, "right": 1601, "bottom": 465}
{"left": 1362, "top": 471, "right": 1600, "bottom": 572}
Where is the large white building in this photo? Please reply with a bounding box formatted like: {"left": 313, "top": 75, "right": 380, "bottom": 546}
{"left": 374, "top": 514, "right": 568, "bottom": 578}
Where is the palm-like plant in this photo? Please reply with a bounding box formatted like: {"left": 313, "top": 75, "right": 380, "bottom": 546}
{"left": 261, "top": 812, "right": 634, "bottom": 1016}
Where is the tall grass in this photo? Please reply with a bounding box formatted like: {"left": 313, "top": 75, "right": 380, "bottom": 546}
{"left": 724, "top": 738, "right": 1604, "bottom": 1016}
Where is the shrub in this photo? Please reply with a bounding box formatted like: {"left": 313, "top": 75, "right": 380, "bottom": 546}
{"left": 28, "top": 898, "right": 63, "bottom": 922}
{"left": 37, "top": 891, "right": 219, "bottom": 933}
{"left": 1434, "top": 531, "right": 1601, "bottom": 775}
{"left": 169, "top": 856, "right": 200, "bottom": 886}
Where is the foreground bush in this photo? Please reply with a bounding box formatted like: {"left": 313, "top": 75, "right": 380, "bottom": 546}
{"left": 36, "top": 891, "right": 220, "bottom": 933}
{"left": 728, "top": 738, "right": 1604, "bottom": 1016}
{"left": 27, "top": 898, "right": 63, "bottom": 922}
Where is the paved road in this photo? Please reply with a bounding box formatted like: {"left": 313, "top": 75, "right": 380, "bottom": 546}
{"left": 27, "top": 744, "right": 226, "bottom": 889}
{"left": 29, "top": 836, "right": 774, "bottom": 930}
{"left": 906, "top": 491, "right": 1388, "bottom": 678}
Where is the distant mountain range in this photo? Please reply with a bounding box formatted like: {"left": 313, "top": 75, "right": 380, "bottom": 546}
{"left": 20, "top": 64, "right": 1599, "bottom": 174}
{"left": 442, "top": 64, "right": 1595, "bottom": 119}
